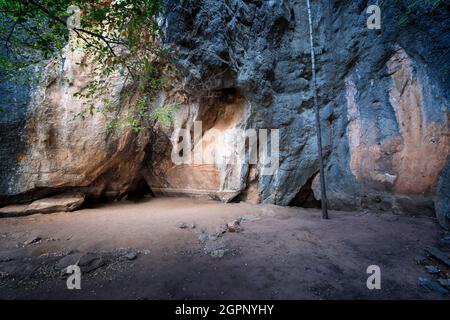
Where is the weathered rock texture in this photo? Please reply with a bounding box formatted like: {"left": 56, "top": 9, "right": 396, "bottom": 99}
{"left": 0, "top": 39, "right": 149, "bottom": 205}
{"left": 1, "top": 0, "right": 449, "bottom": 221}
{"left": 156, "top": 0, "right": 450, "bottom": 216}
{"left": 0, "top": 192, "right": 85, "bottom": 217}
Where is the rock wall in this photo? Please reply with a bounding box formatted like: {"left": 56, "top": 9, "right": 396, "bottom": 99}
{"left": 159, "top": 0, "right": 449, "bottom": 216}
{"left": 147, "top": 89, "right": 251, "bottom": 202}
{"left": 0, "top": 40, "right": 149, "bottom": 204}
{"left": 1, "top": 0, "right": 449, "bottom": 221}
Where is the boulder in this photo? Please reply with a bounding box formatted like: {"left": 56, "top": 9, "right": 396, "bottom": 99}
{"left": 0, "top": 37, "right": 149, "bottom": 205}
{"left": 0, "top": 193, "right": 85, "bottom": 217}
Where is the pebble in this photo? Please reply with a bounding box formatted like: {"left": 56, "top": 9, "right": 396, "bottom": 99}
{"left": 227, "top": 219, "right": 242, "bottom": 233}
{"left": 215, "top": 224, "right": 228, "bottom": 235}
{"left": 24, "top": 236, "right": 41, "bottom": 246}
{"left": 210, "top": 249, "right": 226, "bottom": 259}
{"left": 437, "top": 278, "right": 450, "bottom": 288}
{"left": 125, "top": 250, "right": 138, "bottom": 261}
{"left": 178, "top": 222, "right": 196, "bottom": 230}
{"left": 425, "top": 265, "right": 440, "bottom": 274}
{"left": 178, "top": 222, "right": 188, "bottom": 229}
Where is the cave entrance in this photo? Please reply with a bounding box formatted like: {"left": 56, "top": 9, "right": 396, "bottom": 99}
{"left": 127, "top": 178, "right": 155, "bottom": 200}
{"left": 289, "top": 174, "right": 321, "bottom": 208}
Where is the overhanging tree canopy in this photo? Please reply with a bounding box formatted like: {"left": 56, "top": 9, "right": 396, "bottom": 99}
{"left": 0, "top": 0, "right": 178, "bottom": 131}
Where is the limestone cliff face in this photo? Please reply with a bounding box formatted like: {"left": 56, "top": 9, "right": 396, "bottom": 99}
{"left": 0, "top": 40, "right": 149, "bottom": 203}
{"left": 0, "top": 0, "right": 449, "bottom": 222}
{"left": 157, "top": 0, "right": 450, "bottom": 216}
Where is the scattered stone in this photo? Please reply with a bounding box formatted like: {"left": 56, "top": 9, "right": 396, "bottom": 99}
{"left": 240, "top": 215, "right": 260, "bottom": 222}
{"left": 425, "top": 265, "right": 440, "bottom": 274}
{"left": 215, "top": 224, "right": 228, "bottom": 236}
{"left": 210, "top": 249, "right": 226, "bottom": 259}
{"left": 425, "top": 246, "right": 450, "bottom": 267}
{"left": 437, "top": 278, "right": 450, "bottom": 288}
{"left": 204, "top": 240, "right": 226, "bottom": 256}
{"left": 440, "top": 235, "right": 450, "bottom": 245}
{"left": 227, "top": 219, "right": 242, "bottom": 233}
{"left": 24, "top": 236, "right": 42, "bottom": 246}
{"left": 0, "top": 257, "right": 13, "bottom": 263}
{"left": 178, "top": 222, "right": 196, "bottom": 230}
{"left": 79, "top": 252, "right": 98, "bottom": 266}
{"left": 78, "top": 253, "right": 105, "bottom": 273}
{"left": 207, "top": 234, "right": 219, "bottom": 242}
{"left": 198, "top": 233, "right": 208, "bottom": 243}
{"left": 55, "top": 252, "right": 83, "bottom": 270}
{"left": 418, "top": 277, "right": 449, "bottom": 295}
{"left": 125, "top": 250, "right": 138, "bottom": 261}
{"left": 178, "top": 222, "right": 188, "bottom": 229}
{"left": 142, "top": 249, "right": 151, "bottom": 255}
{"left": 0, "top": 193, "right": 85, "bottom": 218}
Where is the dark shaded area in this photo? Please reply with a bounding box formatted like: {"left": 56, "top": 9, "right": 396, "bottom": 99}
{"left": 0, "top": 70, "right": 31, "bottom": 198}
{"left": 289, "top": 175, "right": 321, "bottom": 209}
{"left": 436, "top": 160, "right": 450, "bottom": 230}
{"left": 127, "top": 178, "right": 154, "bottom": 200}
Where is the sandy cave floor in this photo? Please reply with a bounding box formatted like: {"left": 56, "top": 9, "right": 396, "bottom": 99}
{"left": 0, "top": 197, "right": 449, "bottom": 300}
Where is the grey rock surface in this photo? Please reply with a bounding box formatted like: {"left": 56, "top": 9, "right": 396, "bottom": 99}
{"left": 0, "top": 0, "right": 449, "bottom": 219}
{"left": 161, "top": 0, "right": 450, "bottom": 212}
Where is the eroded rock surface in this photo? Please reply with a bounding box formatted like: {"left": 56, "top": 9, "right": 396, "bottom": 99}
{"left": 0, "top": 39, "right": 149, "bottom": 205}
{"left": 0, "top": 0, "right": 449, "bottom": 219}
{"left": 157, "top": 0, "right": 450, "bottom": 214}
{"left": 0, "top": 192, "right": 84, "bottom": 217}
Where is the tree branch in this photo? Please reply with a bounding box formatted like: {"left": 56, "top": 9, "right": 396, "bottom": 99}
{"left": 20, "top": 0, "right": 135, "bottom": 78}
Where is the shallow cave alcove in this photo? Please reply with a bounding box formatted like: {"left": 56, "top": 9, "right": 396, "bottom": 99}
{"left": 289, "top": 175, "right": 321, "bottom": 209}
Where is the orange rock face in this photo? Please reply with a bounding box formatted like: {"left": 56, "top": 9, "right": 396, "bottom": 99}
{"left": 346, "top": 49, "right": 450, "bottom": 199}
{"left": 10, "top": 41, "right": 149, "bottom": 201}
{"left": 148, "top": 90, "right": 249, "bottom": 202}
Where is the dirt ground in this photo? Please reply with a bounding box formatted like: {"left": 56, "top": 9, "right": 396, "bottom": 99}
{"left": 0, "top": 197, "right": 448, "bottom": 300}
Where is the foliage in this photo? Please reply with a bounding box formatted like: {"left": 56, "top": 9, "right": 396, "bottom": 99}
{"left": 0, "top": 0, "right": 180, "bottom": 132}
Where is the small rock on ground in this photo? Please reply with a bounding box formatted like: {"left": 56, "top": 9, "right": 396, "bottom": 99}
{"left": 78, "top": 253, "right": 105, "bottom": 273}
{"left": 125, "top": 250, "right": 138, "bottom": 261}
{"left": 438, "top": 278, "right": 450, "bottom": 288}
{"left": 178, "top": 222, "right": 196, "bottom": 229}
{"left": 227, "top": 219, "right": 242, "bottom": 233}
{"left": 210, "top": 249, "right": 226, "bottom": 259}
{"left": 418, "top": 277, "right": 449, "bottom": 295}
{"left": 23, "top": 236, "right": 41, "bottom": 246}
{"left": 425, "top": 246, "right": 450, "bottom": 267}
{"left": 425, "top": 265, "right": 440, "bottom": 274}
